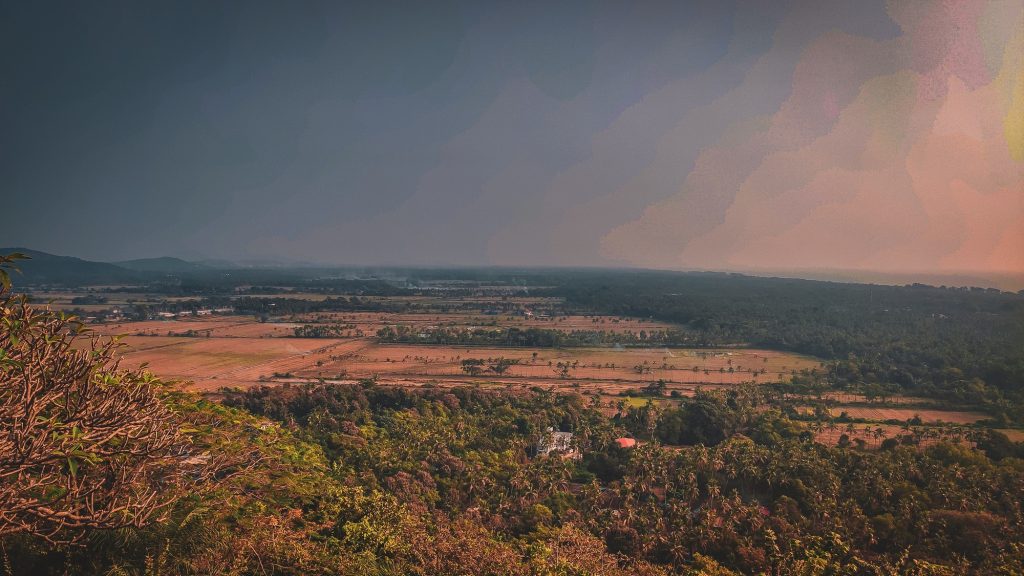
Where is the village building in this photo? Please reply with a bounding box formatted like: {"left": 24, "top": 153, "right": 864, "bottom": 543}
{"left": 535, "top": 428, "right": 580, "bottom": 459}
{"left": 615, "top": 437, "right": 637, "bottom": 449}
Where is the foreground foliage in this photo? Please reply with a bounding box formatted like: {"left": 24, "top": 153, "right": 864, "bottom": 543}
{"left": 6, "top": 377, "right": 1024, "bottom": 574}
{"left": 0, "top": 281, "right": 208, "bottom": 543}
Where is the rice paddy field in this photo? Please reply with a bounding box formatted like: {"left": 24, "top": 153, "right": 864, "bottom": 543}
{"left": 286, "top": 311, "right": 677, "bottom": 337}
{"left": 85, "top": 303, "right": 820, "bottom": 395}
{"left": 812, "top": 423, "right": 977, "bottom": 449}
{"left": 106, "top": 336, "right": 364, "bottom": 391}
{"left": 64, "top": 290, "right": 1011, "bottom": 449}
{"left": 302, "top": 343, "right": 816, "bottom": 384}
{"left": 825, "top": 406, "right": 988, "bottom": 424}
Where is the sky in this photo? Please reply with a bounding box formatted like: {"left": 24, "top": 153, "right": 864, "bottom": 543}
{"left": 2, "top": 0, "right": 1022, "bottom": 284}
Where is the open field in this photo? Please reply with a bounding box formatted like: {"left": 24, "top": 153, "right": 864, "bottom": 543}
{"left": 27, "top": 291, "right": 200, "bottom": 311}
{"left": 795, "top": 405, "right": 989, "bottom": 425}
{"left": 90, "top": 311, "right": 819, "bottom": 395}
{"left": 826, "top": 406, "right": 988, "bottom": 424}
{"left": 813, "top": 424, "right": 976, "bottom": 449}
{"left": 96, "top": 318, "right": 254, "bottom": 336}
{"left": 287, "top": 311, "right": 676, "bottom": 336}
{"left": 462, "top": 313, "right": 676, "bottom": 333}
{"left": 108, "top": 335, "right": 359, "bottom": 390}
{"left": 90, "top": 310, "right": 675, "bottom": 340}
{"left": 113, "top": 338, "right": 815, "bottom": 394}
{"left": 96, "top": 317, "right": 313, "bottom": 338}
{"left": 200, "top": 322, "right": 303, "bottom": 338}
{"left": 998, "top": 429, "right": 1024, "bottom": 442}
{"left": 815, "top": 392, "right": 940, "bottom": 405}
{"left": 96, "top": 316, "right": 317, "bottom": 338}
{"left": 248, "top": 293, "right": 563, "bottom": 308}
{"left": 302, "top": 343, "right": 817, "bottom": 386}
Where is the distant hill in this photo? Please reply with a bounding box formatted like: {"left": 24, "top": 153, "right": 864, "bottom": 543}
{"left": 195, "top": 258, "right": 241, "bottom": 269}
{"left": 0, "top": 248, "right": 145, "bottom": 286}
{"left": 115, "top": 256, "right": 207, "bottom": 273}
{"left": 0, "top": 248, "right": 339, "bottom": 288}
{"left": 196, "top": 257, "right": 321, "bottom": 269}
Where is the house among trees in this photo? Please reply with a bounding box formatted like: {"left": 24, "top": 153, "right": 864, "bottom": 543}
{"left": 615, "top": 437, "right": 637, "bottom": 449}
{"left": 535, "top": 428, "right": 580, "bottom": 459}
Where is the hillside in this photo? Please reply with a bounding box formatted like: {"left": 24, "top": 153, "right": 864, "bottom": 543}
{"left": 0, "top": 248, "right": 145, "bottom": 286}
{"left": 115, "top": 256, "right": 208, "bottom": 273}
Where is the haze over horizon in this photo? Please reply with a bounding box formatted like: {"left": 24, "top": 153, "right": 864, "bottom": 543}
{"left": 3, "top": 1, "right": 1022, "bottom": 286}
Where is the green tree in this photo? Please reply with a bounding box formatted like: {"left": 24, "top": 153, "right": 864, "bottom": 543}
{"left": 0, "top": 259, "right": 200, "bottom": 543}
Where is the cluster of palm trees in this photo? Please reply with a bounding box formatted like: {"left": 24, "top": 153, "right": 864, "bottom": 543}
{"left": 808, "top": 420, "right": 973, "bottom": 449}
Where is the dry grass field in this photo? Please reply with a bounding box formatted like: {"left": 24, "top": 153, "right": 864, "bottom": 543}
{"left": 998, "top": 429, "right": 1024, "bottom": 442}
{"left": 107, "top": 334, "right": 358, "bottom": 390}
{"left": 285, "top": 311, "right": 676, "bottom": 336}
{"left": 202, "top": 322, "right": 304, "bottom": 338}
{"left": 816, "top": 392, "right": 939, "bottom": 405}
{"left": 302, "top": 343, "right": 817, "bottom": 385}
{"left": 97, "top": 316, "right": 321, "bottom": 338}
{"left": 96, "top": 318, "right": 251, "bottom": 336}
{"left": 480, "top": 314, "right": 676, "bottom": 333}
{"left": 28, "top": 291, "right": 199, "bottom": 311}
{"left": 826, "top": 406, "right": 988, "bottom": 424}
{"left": 813, "top": 424, "right": 975, "bottom": 449}
{"left": 90, "top": 310, "right": 819, "bottom": 396}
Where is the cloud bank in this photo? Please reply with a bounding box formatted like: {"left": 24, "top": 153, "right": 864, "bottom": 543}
{"left": 2, "top": 0, "right": 1021, "bottom": 286}
{"left": 601, "top": 0, "right": 1024, "bottom": 277}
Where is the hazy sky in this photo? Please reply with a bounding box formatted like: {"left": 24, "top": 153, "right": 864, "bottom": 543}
{"left": 2, "top": 0, "right": 1022, "bottom": 277}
